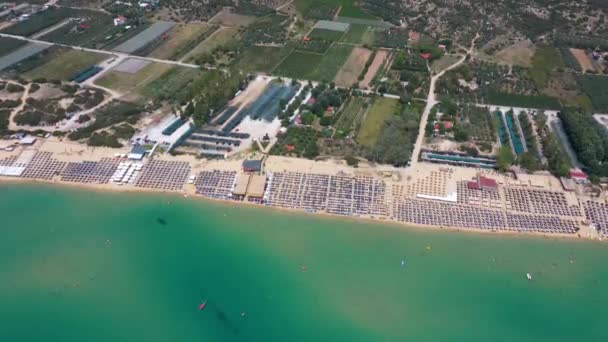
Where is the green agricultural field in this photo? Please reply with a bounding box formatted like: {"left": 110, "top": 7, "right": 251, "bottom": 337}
{"left": 308, "top": 28, "right": 345, "bottom": 41}
{"left": 275, "top": 44, "right": 353, "bottom": 81}
{"left": 39, "top": 11, "right": 120, "bottom": 48}
{"left": 340, "top": 24, "right": 374, "bottom": 45}
{"left": 1, "top": 7, "right": 75, "bottom": 36}
{"left": 24, "top": 49, "right": 106, "bottom": 81}
{"left": 357, "top": 97, "right": 400, "bottom": 147}
{"left": 235, "top": 46, "right": 293, "bottom": 73}
{"left": 335, "top": 96, "right": 369, "bottom": 133}
{"left": 295, "top": 0, "right": 373, "bottom": 19}
{"left": 0, "top": 37, "right": 26, "bottom": 57}
{"left": 2, "top": 46, "right": 63, "bottom": 76}
{"left": 142, "top": 66, "right": 202, "bottom": 102}
{"left": 529, "top": 46, "right": 564, "bottom": 89}
{"left": 576, "top": 74, "right": 608, "bottom": 112}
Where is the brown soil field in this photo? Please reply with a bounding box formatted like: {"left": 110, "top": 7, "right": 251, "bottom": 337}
{"left": 147, "top": 23, "right": 212, "bottom": 60}
{"left": 570, "top": 48, "right": 595, "bottom": 73}
{"left": 334, "top": 47, "right": 372, "bottom": 87}
{"left": 209, "top": 11, "right": 256, "bottom": 27}
{"left": 359, "top": 50, "right": 388, "bottom": 89}
{"left": 494, "top": 39, "right": 535, "bottom": 67}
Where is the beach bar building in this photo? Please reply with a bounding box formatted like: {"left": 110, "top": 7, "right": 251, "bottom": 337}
{"left": 242, "top": 159, "right": 262, "bottom": 173}
{"left": 128, "top": 144, "right": 147, "bottom": 160}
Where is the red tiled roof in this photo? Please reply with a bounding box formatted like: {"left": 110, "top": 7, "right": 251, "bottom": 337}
{"left": 479, "top": 176, "right": 498, "bottom": 189}
{"left": 570, "top": 170, "right": 587, "bottom": 179}
{"left": 420, "top": 52, "right": 432, "bottom": 60}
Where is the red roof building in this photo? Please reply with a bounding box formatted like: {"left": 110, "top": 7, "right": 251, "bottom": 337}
{"left": 78, "top": 23, "right": 90, "bottom": 30}
{"left": 442, "top": 121, "right": 454, "bottom": 130}
{"left": 467, "top": 175, "right": 498, "bottom": 191}
{"left": 570, "top": 169, "right": 588, "bottom": 182}
{"left": 308, "top": 97, "right": 316, "bottom": 105}
{"left": 303, "top": 36, "right": 311, "bottom": 42}
{"left": 420, "top": 52, "right": 432, "bottom": 60}
{"left": 286, "top": 144, "right": 295, "bottom": 152}
{"left": 327, "top": 106, "right": 334, "bottom": 114}
{"left": 408, "top": 31, "right": 421, "bottom": 41}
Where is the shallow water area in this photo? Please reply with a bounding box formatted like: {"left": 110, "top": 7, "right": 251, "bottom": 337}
{"left": 0, "top": 183, "right": 607, "bottom": 341}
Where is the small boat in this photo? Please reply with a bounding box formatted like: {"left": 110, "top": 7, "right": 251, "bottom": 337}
{"left": 199, "top": 301, "right": 207, "bottom": 311}
{"left": 526, "top": 273, "right": 533, "bottom": 281}
{"left": 401, "top": 259, "right": 406, "bottom": 267}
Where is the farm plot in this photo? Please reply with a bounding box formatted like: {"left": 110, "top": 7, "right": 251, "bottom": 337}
{"left": 147, "top": 23, "right": 214, "bottom": 61}
{"left": 24, "top": 49, "right": 106, "bottom": 81}
{"left": 0, "top": 37, "right": 26, "bottom": 57}
{"left": 457, "top": 105, "right": 497, "bottom": 144}
{"left": 1, "top": 7, "right": 76, "bottom": 36}
{"left": 359, "top": 49, "right": 388, "bottom": 89}
{"left": 209, "top": 11, "right": 256, "bottom": 27}
{"left": 569, "top": 48, "right": 595, "bottom": 73}
{"left": 96, "top": 62, "right": 173, "bottom": 98}
{"left": 274, "top": 44, "right": 353, "bottom": 81}
{"left": 339, "top": 24, "right": 374, "bottom": 45}
{"left": 308, "top": 28, "right": 345, "bottom": 41}
{"left": 112, "top": 21, "right": 176, "bottom": 55}
{"left": 334, "top": 96, "right": 369, "bottom": 133}
{"left": 235, "top": 46, "right": 293, "bottom": 73}
{"left": 357, "top": 97, "right": 399, "bottom": 147}
{"left": 0, "top": 43, "right": 49, "bottom": 72}
{"left": 38, "top": 10, "right": 121, "bottom": 48}
{"left": 334, "top": 47, "right": 371, "bottom": 87}
{"left": 184, "top": 27, "right": 240, "bottom": 62}
{"left": 575, "top": 74, "right": 608, "bottom": 111}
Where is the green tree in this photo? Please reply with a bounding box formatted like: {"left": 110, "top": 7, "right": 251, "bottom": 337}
{"left": 497, "top": 146, "right": 515, "bottom": 172}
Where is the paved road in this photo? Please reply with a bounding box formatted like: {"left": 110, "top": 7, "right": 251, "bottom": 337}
{"left": 0, "top": 32, "right": 202, "bottom": 69}
{"left": 410, "top": 33, "right": 479, "bottom": 167}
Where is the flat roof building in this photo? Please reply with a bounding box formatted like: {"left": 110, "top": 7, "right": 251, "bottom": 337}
{"left": 233, "top": 173, "right": 250, "bottom": 196}
{"left": 247, "top": 175, "right": 266, "bottom": 198}
{"left": 242, "top": 159, "right": 262, "bottom": 173}
{"left": 128, "top": 144, "right": 147, "bottom": 160}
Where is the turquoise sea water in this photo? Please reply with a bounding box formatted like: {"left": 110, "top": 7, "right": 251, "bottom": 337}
{"left": 1, "top": 183, "right": 607, "bottom": 341}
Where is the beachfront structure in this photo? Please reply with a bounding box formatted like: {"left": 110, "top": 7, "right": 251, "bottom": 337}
{"left": 242, "top": 159, "right": 262, "bottom": 173}
{"left": 128, "top": 144, "right": 146, "bottom": 160}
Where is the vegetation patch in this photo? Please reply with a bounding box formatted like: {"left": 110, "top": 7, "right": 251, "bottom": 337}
{"left": 575, "top": 74, "right": 608, "bottom": 111}
{"left": 357, "top": 97, "right": 399, "bottom": 147}
{"left": 270, "top": 126, "right": 321, "bottom": 159}
{"left": 560, "top": 108, "right": 608, "bottom": 177}
{"left": 67, "top": 101, "right": 143, "bottom": 141}
{"left": 141, "top": 66, "right": 202, "bottom": 103}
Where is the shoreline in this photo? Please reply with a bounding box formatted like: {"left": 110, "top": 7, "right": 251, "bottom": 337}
{"left": 1, "top": 176, "right": 599, "bottom": 243}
